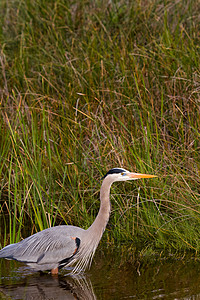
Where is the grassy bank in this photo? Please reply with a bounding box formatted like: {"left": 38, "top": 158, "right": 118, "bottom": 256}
{"left": 0, "top": 0, "right": 200, "bottom": 254}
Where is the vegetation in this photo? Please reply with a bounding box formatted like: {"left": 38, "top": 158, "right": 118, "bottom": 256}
{"left": 0, "top": 0, "right": 199, "bottom": 255}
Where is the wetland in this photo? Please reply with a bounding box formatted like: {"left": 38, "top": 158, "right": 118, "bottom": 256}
{"left": 0, "top": 0, "right": 200, "bottom": 299}
{"left": 1, "top": 248, "right": 200, "bottom": 299}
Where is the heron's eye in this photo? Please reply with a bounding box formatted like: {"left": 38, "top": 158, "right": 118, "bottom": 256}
{"left": 121, "top": 172, "right": 125, "bottom": 176}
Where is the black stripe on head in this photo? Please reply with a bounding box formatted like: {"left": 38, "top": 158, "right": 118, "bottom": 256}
{"left": 102, "top": 168, "right": 127, "bottom": 179}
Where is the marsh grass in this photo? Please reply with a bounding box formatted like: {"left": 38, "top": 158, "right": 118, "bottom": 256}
{"left": 0, "top": 0, "right": 200, "bottom": 254}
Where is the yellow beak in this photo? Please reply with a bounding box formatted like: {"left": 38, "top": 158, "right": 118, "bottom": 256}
{"left": 127, "top": 173, "right": 157, "bottom": 179}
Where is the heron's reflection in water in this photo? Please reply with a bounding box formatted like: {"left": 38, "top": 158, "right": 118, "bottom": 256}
{"left": 0, "top": 268, "right": 96, "bottom": 300}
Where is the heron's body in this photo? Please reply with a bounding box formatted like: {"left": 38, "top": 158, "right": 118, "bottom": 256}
{"left": 0, "top": 168, "right": 156, "bottom": 275}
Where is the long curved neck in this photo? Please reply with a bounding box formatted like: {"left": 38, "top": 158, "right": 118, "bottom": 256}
{"left": 87, "top": 177, "right": 113, "bottom": 237}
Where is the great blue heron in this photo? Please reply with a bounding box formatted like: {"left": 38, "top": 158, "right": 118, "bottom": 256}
{"left": 0, "top": 168, "right": 156, "bottom": 275}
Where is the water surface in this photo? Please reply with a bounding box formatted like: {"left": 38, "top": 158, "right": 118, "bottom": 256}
{"left": 1, "top": 247, "right": 200, "bottom": 299}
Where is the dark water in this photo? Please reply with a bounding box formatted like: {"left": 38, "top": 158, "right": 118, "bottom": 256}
{"left": 1, "top": 247, "right": 200, "bottom": 299}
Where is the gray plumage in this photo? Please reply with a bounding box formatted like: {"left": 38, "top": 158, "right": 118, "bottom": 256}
{"left": 0, "top": 168, "right": 156, "bottom": 274}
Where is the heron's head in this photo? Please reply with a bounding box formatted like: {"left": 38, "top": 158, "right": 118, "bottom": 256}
{"left": 102, "top": 168, "right": 157, "bottom": 182}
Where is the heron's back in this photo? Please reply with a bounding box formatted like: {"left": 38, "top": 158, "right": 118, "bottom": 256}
{"left": 0, "top": 225, "right": 87, "bottom": 272}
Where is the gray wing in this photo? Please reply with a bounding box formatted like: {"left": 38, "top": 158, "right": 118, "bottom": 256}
{"left": 0, "top": 225, "right": 83, "bottom": 264}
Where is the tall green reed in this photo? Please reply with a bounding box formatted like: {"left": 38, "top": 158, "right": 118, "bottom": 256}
{"left": 0, "top": 0, "right": 199, "bottom": 253}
